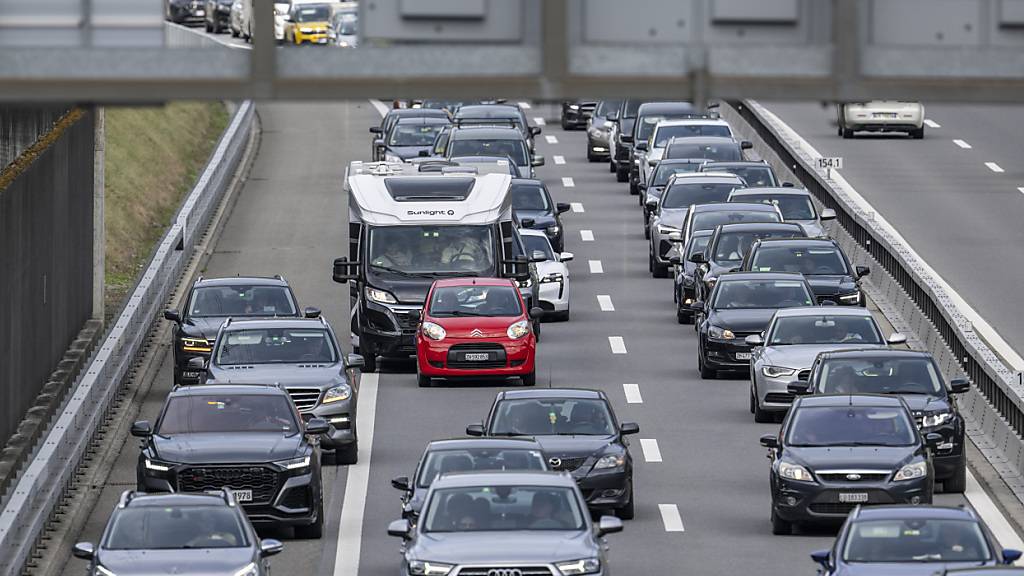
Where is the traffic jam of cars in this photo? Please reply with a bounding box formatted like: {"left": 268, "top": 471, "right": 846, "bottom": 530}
{"left": 70, "top": 89, "right": 1019, "bottom": 576}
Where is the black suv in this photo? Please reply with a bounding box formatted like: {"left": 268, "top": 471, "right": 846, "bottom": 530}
{"left": 466, "top": 388, "right": 640, "bottom": 519}
{"left": 794, "top": 349, "right": 971, "bottom": 492}
{"left": 133, "top": 384, "right": 328, "bottom": 538}
{"left": 741, "top": 238, "right": 870, "bottom": 306}
{"left": 164, "top": 276, "right": 310, "bottom": 385}
{"left": 73, "top": 490, "right": 282, "bottom": 576}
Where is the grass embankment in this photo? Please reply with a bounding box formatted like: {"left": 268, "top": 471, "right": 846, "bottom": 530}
{"left": 104, "top": 102, "right": 229, "bottom": 319}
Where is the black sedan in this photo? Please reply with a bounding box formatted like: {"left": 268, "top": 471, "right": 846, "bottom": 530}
{"left": 795, "top": 349, "right": 971, "bottom": 492}
{"left": 466, "top": 388, "right": 640, "bottom": 519}
{"left": 691, "top": 222, "right": 807, "bottom": 304}
{"left": 167, "top": 0, "right": 206, "bottom": 25}
{"left": 511, "top": 179, "right": 570, "bottom": 252}
{"left": 561, "top": 100, "right": 596, "bottom": 130}
{"left": 761, "top": 394, "right": 933, "bottom": 535}
{"left": 694, "top": 272, "right": 816, "bottom": 379}
{"left": 672, "top": 229, "right": 713, "bottom": 324}
{"left": 742, "top": 237, "right": 869, "bottom": 306}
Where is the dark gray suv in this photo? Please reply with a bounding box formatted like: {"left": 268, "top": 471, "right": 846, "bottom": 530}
{"left": 387, "top": 471, "right": 623, "bottom": 576}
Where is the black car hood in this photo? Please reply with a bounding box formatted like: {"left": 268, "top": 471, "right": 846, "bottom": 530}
{"left": 97, "top": 548, "right": 255, "bottom": 576}
{"left": 708, "top": 308, "right": 779, "bottom": 333}
{"left": 411, "top": 530, "right": 597, "bottom": 565}
{"left": 152, "top": 432, "right": 303, "bottom": 464}
{"left": 387, "top": 145, "right": 433, "bottom": 160}
{"left": 515, "top": 210, "right": 556, "bottom": 229}
{"left": 366, "top": 274, "right": 437, "bottom": 304}
{"left": 805, "top": 275, "right": 857, "bottom": 296}
{"left": 898, "top": 395, "right": 949, "bottom": 414}
{"left": 181, "top": 317, "right": 230, "bottom": 341}
{"left": 786, "top": 445, "right": 917, "bottom": 471}
{"left": 531, "top": 435, "right": 618, "bottom": 460}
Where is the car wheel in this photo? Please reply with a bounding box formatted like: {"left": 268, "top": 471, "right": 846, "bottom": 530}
{"left": 616, "top": 165, "right": 629, "bottom": 183}
{"left": 533, "top": 320, "right": 541, "bottom": 342}
{"left": 676, "top": 308, "right": 691, "bottom": 325}
{"left": 615, "top": 484, "right": 635, "bottom": 520}
{"left": 841, "top": 127, "right": 854, "bottom": 139}
{"left": 550, "top": 309, "right": 570, "bottom": 322}
{"left": 336, "top": 442, "right": 358, "bottom": 465}
{"left": 360, "top": 350, "right": 378, "bottom": 373}
{"left": 417, "top": 372, "right": 431, "bottom": 388}
{"left": 521, "top": 371, "right": 536, "bottom": 387}
{"left": 753, "top": 389, "right": 773, "bottom": 423}
{"left": 943, "top": 458, "right": 967, "bottom": 493}
{"left": 609, "top": 160, "right": 616, "bottom": 173}
{"left": 653, "top": 261, "right": 669, "bottom": 279}
{"left": 750, "top": 387, "right": 757, "bottom": 414}
{"left": 698, "top": 348, "right": 716, "bottom": 380}
{"left": 629, "top": 179, "right": 639, "bottom": 195}
{"left": 648, "top": 248, "right": 655, "bottom": 273}
{"left": 770, "top": 507, "right": 792, "bottom": 535}
{"left": 911, "top": 127, "right": 924, "bottom": 139}
{"left": 643, "top": 221, "right": 651, "bottom": 239}
{"left": 295, "top": 495, "right": 325, "bottom": 539}
{"left": 205, "top": 20, "right": 212, "bottom": 32}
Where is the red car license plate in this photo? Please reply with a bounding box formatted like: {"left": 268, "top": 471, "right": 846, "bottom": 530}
{"left": 464, "top": 353, "right": 490, "bottom": 361}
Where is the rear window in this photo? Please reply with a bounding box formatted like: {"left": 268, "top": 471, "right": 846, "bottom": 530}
{"left": 692, "top": 210, "right": 781, "bottom": 232}
{"left": 667, "top": 141, "right": 742, "bottom": 162}
{"left": 158, "top": 394, "right": 299, "bottom": 435}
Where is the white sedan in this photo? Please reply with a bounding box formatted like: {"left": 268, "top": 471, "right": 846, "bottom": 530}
{"left": 520, "top": 229, "right": 572, "bottom": 322}
{"left": 837, "top": 101, "right": 925, "bottom": 139}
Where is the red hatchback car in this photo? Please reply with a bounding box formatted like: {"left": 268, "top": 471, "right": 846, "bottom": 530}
{"left": 417, "top": 278, "right": 539, "bottom": 387}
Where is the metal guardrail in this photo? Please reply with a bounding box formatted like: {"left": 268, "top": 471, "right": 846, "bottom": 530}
{"left": 731, "top": 99, "right": 1024, "bottom": 497}
{"left": 0, "top": 98, "right": 254, "bottom": 576}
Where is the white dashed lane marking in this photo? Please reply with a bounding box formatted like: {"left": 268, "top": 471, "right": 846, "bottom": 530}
{"left": 1018, "top": 188, "right": 1024, "bottom": 195}
{"left": 545, "top": 135, "right": 559, "bottom": 144}
{"left": 534, "top": 117, "right": 546, "bottom": 126}
{"left": 588, "top": 260, "right": 603, "bottom": 273}
{"left": 518, "top": 101, "right": 531, "bottom": 109}
{"left": 562, "top": 177, "right": 575, "bottom": 187}
{"left": 597, "top": 295, "right": 615, "bottom": 311}
{"left": 553, "top": 155, "right": 566, "bottom": 165}
{"left": 570, "top": 202, "right": 584, "bottom": 213}
{"left": 640, "top": 439, "right": 663, "bottom": 463}
{"left": 580, "top": 230, "right": 594, "bottom": 242}
{"left": 924, "top": 119, "right": 941, "bottom": 128}
{"left": 954, "top": 139, "right": 972, "bottom": 149}
{"left": 985, "top": 162, "right": 1005, "bottom": 173}
{"left": 659, "top": 504, "right": 685, "bottom": 532}
{"left": 623, "top": 384, "right": 643, "bottom": 404}
{"left": 608, "top": 336, "right": 627, "bottom": 354}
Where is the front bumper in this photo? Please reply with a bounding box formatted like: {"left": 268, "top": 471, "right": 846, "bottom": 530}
{"left": 302, "top": 403, "right": 356, "bottom": 449}
{"left": 571, "top": 466, "right": 631, "bottom": 511}
{"left": 772, "top": 474, "right": 931, "bottom": 524}
{"left": 417, "top": 336, "right": 536, "bottom": 380}
{"left": 753, "top": 369, "right": 800, "bottom": 412}
{"left": 359, "top": 301, "right": 421, "bottom": 358}
{"left": 294, "top": 30, "right": 329, "bottom": 44}
{"left": 702, "top": 337, "right": 754, "bottom": 372}
{"left": 538, "top": 278, "right": 569, "bottom": 312}
{"left": 587, "top": 129, "right": 611, "bottom": 155}
{"left": 815, "top": 291, "right": 863, "bottom": 306}
{"left": 173, "top": 345, "right": 211, "bottom": 384}
{"left": 650, "top": 230, "right": 676, "bottom": 266}
{"left": 919, "top": 422, "right": 964, "bottom": 480}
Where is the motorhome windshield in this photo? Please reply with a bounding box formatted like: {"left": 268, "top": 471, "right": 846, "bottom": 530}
{"left": 368, "top": 225, "right": 496, "bottom": 276}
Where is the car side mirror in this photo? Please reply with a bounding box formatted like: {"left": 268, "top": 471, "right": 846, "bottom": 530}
{"left": 556, "top": 202, "right": 571, "bottom": 214}
{"left": 305, "top": 417, "right": 330, "bottom": 435}
{"left": 690, "top": 301, "right": 704, "bottom": 311}
{"left": 417, "top": 149, "right": 430, "bottom": 157}
{"left": 645, "top": 199, "right": 658, "bottom": 211}
{"left": 531, "top": 155, "right": 545, "bottom": 167}
{"left": 741, "top": 140, "right": 754, "bottom": 150}
{"left": 886, "top": 333, "right": 907, "bottom": 345}
{"left": 387, "top": 519, "right": 412, "bottom": 539}
{"left": 71, "top": 542, "right": 95, "bottom": 560}
{"left": 669, "top": 255, "right": 681, "bottom": 265}
{"left": 187, "top": 356, "right": 207, "bottom": 371}
{"left": 855, "top": 265, "right": 870, "bottom": 278}
{"left": 347, "top": 353, "right": 365, "bottom": 369}
{"left": 1002, "top": 549, "right": 1022, "bottom": 564}
{"left": 788, "top": 382, "right": 812, "bottom": 396}
{"left": 620, "top": 422, "right": 640, "bottom": 435}
{"left": 759, "top": 434, "right": 779, "bottom": 449}
{"left": 635, "top": 142, "right": 648, "bottom": 152}
{"left": 163, "top": 309, "right": 182, "bottom": 324}
{"left": 333, "top": 256, "right": 358, "bottom": 284}
{"left": 781, "top": 181, "right": 795, "bottom": 188}
{"left": 391, "top": 476, "right": 410, "bottom": 492}
{"left": 810, "top": 549, "right": 830, "bottom": 568}
{"left": 559, "top": 252, "right": 574, "bottom": 262}
{"left": 260, "top": 539, "right": 284, "bottom": 558}
{"left": 465, "top": 423, "right": 484, "bottom": 437}
{"left": 369, "top": 126, "right": 382, "bottom": 134}
{"left": 130, "top": 420, "right": 152, "bottom": 437}
{"left": 530, "top": 307, "right": 545, "bottom": 320}
{"left": 520, "top": 218, "right": 536, "bottom": 229}
{"left": 596, "top": 515, "right": 623, "bottom": 536}
{"left": 530, "top": 126, "right": 542, "bottom": 136}
{"left": 745, "top": 334, "right": 764, "bottom": 346}
{"left": 648, "top": 159, "right": 658, "bottom": 167}
{"left": 303, "top": 306, "right": 321, "bottom": 319}
{"left": 820, "top": 208, "right": 836, "bottom": 221}
{"left": 926, "top": 432, "right": 943, "bottom": 444}
{"left": 689, "top": 253, "right": 707, "bottom": 264}
{"left": 950, "top": 378, "right": 971, "bottom": 394}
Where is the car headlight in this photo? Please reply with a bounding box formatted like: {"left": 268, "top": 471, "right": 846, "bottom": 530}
{"left": 778, "top": 460, "right": 814, "bottom": 482}
{"left": 838, "top": 291, "right": 861, "bottom": 304}
{"left": 762, "top": 366, "right": 797, "bottom": 378}
{"left": 408, "top": 561, "right": 453, "bottom": 576}
{"left": 557, "top": 558, "right": 601, "bottom": 575}
{"left": 707, "top": 326, "right": 735, "bottom": 340}
{"left": 384, "top": 153, "right": 402, "bottom": 162}
{"left": 507, "top": 320, "right": 530, "bottom": 340}
{"left": 569, "top": 104, "right": 580, "bottom": 110}
{"left": 144, "top": 458, "right": 172, "bottom": 472}
{"left": 232, "top": 562, "right": 258, "bottom": 576}
{"left": 323, "top": 384, "right": 352, "bottom": 404}
{"left": 593, "top": 454, "right": 625, "bottom": 470}
{"left": 421, "top": 322, "right": 446, "bottom": 341}
{"left": 921, "top": 411, "right": 952, "bottom": 428}
{"left": 276, "top": 455, "right": 311, "bottom": 471}
{"left": 894, "top": 461, "right": 928, "bottom": 481}
{"left": 96, "top": 566, "right": 117, "bottom": 576}
{"left": 657, "top": 224, "right": 679, "bottom": 235}
{"left": 181, "top": 337, "right": 211, "bottom": 352}
{"left": 366, "top": 286, "right": 397, "bottom": 304}
{"left": 545, "top": 225, "right": 560, "bottom": 236}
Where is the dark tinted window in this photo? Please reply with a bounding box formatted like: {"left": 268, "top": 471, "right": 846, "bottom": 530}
{"left": 595, "top": 100, "right": 622, "bottom": 117}
{"left": 188, "top": 285, "right": 296, "bottom": 319}
{"left": 429, "top": 285, "right": 522, "bottom": 317}
{"left": 750, "top": 245, "right": 849, "bottom": 275}
{"left": 623, "top": 99, "right": 648, "bottom": 118}
{"left": 215, "top": 328, "right": 337, "bottom": 365}
{"left": 490, "top": 398, "right": 614, "bottom": 436}
{"left": 293, "top": 4, "right": 329, "bottom": 21}
{"left": 424, "top": 486, "right": 584, "bottom": 532}
{"left": 523, "top": 235, "right": 554, "bottom": 261}
{"left": 712, "top": 279, "right": 814, "bottom": 309}
{"left": 687, "top": 234, "right": 712, "bottom": 258}
{"left": 159, "top": 394, "right": 299, "bottom": 434}
{"left": 768, "top": 315, "right": 883, "bottom": 346}
{"left": 105, "top": 506, "right": 248, "bottom": 550}
{"left": 384, "top": 177, "right": 475, "bottom": 201}
{"left": 511, "top": 183, "right": 551, "bottom": 211}
{"left": 369, "top": 225, "right": 495, "bottom": 275}
{"left": 787, "top": 405, "right": 917, "bottom": 447}
{"left": 390, "top": 121, "right": 446, "bottom": 146}
{"left": 692, "top": 210, "right": 781, "bottom": 232}
{"left": 667, "top": 141, "right": 742, "bottom": 161}
{"left": 448, "top": 139, "right": 528, "bottom": 165}
{"left": 651, "top": 163, "right": 703, "bottom": 187}
{"left": 654, "top": 124, "right": 732, "bottom": 146}
{"left": 661, "top": 183, "right": 738, "bottom": 209}
{"left": 417, "top": 448, "right": 546, "bottom": 488}
{"left": 843, "top": 519, "right": 991, "bottom": 563}
{"left": 818, "top": 358, "right": 942, "bottom": 395}
{"left": 737, "top": 194, "right": 816, "bottom": 219}
{"left": 709, "top": 166, "right": 775, "bottom": 187}
{"left": 712, "top": 228, "right": 804, "bottom": 263}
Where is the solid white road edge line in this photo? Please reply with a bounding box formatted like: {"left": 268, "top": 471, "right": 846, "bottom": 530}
{"left": 608, "top": 336, "right": 627, "bottom": 354}
{"left": 562, "top": 177, "right": 575, "bottom": 187}
{"left": 966, "top": 470, "right": 1024, "bottom": 550}
{"left": 571, "top": 202, "right": 584, "bottom": 213}
{"left": 554, "top": 155, "right": 566, "bottom": 165}
{"left": 588, "top": 260, "right": 603, "bottom": 274}
{"left": 580, "top": 230, "right": 594, "bottom": 242}
{"left": 659, "top": 504, "right": 685, "bottom": 532}
{"left": 985, "top": 162, "right": 1005, "bottom": 173}
{"left": 622, "top": 384, "right": 643, "bottom": 404}
{"left": 597, "top": 295, "right": 615, "bottom": 311}
{"left": 369, "top": 99, "right": 390, "bottom": 118}
{"left": 640, "top": 439, "right": 662, "bottom": 463}
{"left": 546, "top": 135, "right": 559, "bottom": 144}
{"left": 534, "top": 117, "right": 546, "bottom": 126}
{"left": 954, "top": 139, "right": 972, "bottom": 149}
{"left": 924, "top": 119, "right": 941, "bottom": 128}
{"left": 333, "top": 373, "right": 380, "bottom": 576}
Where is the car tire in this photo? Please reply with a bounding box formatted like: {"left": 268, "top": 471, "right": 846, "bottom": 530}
{"left": 417, "top": 372, "right": 431, "bottom": 388}
{"left": 533, "top": 320, "right": 541, "bottom": 342}
{"left": 698, "top": 349, "right": 716, "bottom": 380}
{"left": 360, "top": 350, "right": 377, "bottom": 373}
{"left": 750, "top": 387, "right": 757, "bottom": 414}
{"left": 648, "top": 249, "right": 655, "bottom": 273}
{"left": 911, "top": 127, "right": 925, "bottom": 139}
{"left": 521, "top": 371, "right": 536, "bottom": 386}
{"left": 753, "top": 389, "right": 773, "bottom": 423}
{"left": 629, "top": 179, "right": 639, "bottom": 195}
{"left": 841, "top": 127, "right": 854, "bottom": 139}
{"left": 609, "top": 160, "right": 617, "bottom": 173}
{"left": 943, "top": 458, "right": 967, "bottom": 493}
{"left": 677, "top": 307, "right": 691, "bottom": 325}
{"left": 653, "top": 261, "right": 669, "bottom": 279}
{"left": 770, "top": 508, "right": 792, "bottom": 535}
{"left": 550, "top": 309, "right": 570, "bottom": 322}
{"left": 643, "top": 223, "right": 650, "bottom": 240}
{"left": 615, "top": 484, "right": 635, "bottom": 520}
{"left": 616, "top": 166, "right": 629, "bottom": 183}
{"left": 336, "top": 442, "right": 358, "bottom": 465}
{"left": 295, "top": 495, "right": 325, "bottom": 539}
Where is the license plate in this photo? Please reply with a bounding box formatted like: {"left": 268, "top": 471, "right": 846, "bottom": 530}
{"left": 232, "top": 489, "right": 253, "bottom": 503}
{"left": 735, "top": 352, "right": 752, "bottom": 360}
{"left": 839, "top": 492, "right": 868, "bottom": 503}
{"left": 195, "top": 10, "right": 205, "bottom": 16}
{"left": 464, "top": 353, "right": 490, "bottom": 361}
{"left": 873, "top": 112, "right": 897, "bottom": 119}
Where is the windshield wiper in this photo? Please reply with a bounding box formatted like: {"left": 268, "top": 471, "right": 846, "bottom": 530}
{"left": 490, "top": 431, "right": 528, "bottom": 437}
{"left": 369, "top": 264, "right": 418, "bottom": 277}
{"left": 439, "top": 310, "right": 489, "bottom": 317}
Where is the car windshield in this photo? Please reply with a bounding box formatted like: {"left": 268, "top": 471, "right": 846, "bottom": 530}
{"left": 423, "top": 486, "right": 585, "bottom": 532}
{"left": 368, "top": 225, "right": 495, "bottom": 275}
{"left": 595, "top": 100, "right": 621, "bottom": 118}
{"left": 654, "top": 124, "right": 732, "bottom": 147}
{"left": 843, "top": 519, "right": 991, "bottom": 563}
{"left": 651, "top": 163, "right": 703, "bottom": 187}
{"left": 818, "top": 358, "right": 943, "bottom": 395}
{"left": 740, "top": 194, "right": 816, "bottom": 219}
{"left": 416, "top": 448, "right": 547, "bottom": 488}
{"left": 214, "top": 327, "right": 337, "bottom": 365}
{"left": 105, "top": 506, "right": 249, "bottom": 550}
{"left": 158, "top": 394, "right": 299, "bottom": 434}
{"left": 429, "top": 285, "right": 522, "bottom": 318}
{"left": 768, "top": 315, "right": 883, "bottom": 346}
{"left": 523, "top": 235, "right": 554, "bottom": 261}
{"left": 787, "top": 405, "right": 917, "bottom": 447}
{"left": 490, "top": 398, "right": 615, "bottom": 436}
{"left": 712, "top": 229, "right": 804, "bottom": 264}
{"left": 750, "top": 245, "right": 849, "bottom": 275}
{"left": 667, "top": 142, "right": 742, "bottom": 161}
{"left": 623, "top": 100, "right": 647, "bottom": 118}
{"left": 293, "top": 5, "right": 329, "bottom": 22}
{"left": 638, "top": 116, "right": 709, "bottom": 141}
{"left": 712, "top": 279, "right": 814, "bottom": 309}
{"left": 448, "top": 138, "right": 528, "bottom": 165}
{"left": 712, "top": 166, "right": 775, "bottom": 187}
{"left": 390, "top": 122, "right": 445, "bottom": 146}
{"left": 692, "top": 210, "right": 781, "bottom": 233}
{"left": 661, "top": 183, "right": 738, "bottom": 209}
{"left": 687, "top": 235, "right": 712, "bottom": 259}
{"left": 187, "top": 285, "right": 296, "bottom": 318}
{"left": 511, "top": 183, "right": 550, "bottom": 212}
{"left": 334, "top": 14, "right": 356, "bottom": 34}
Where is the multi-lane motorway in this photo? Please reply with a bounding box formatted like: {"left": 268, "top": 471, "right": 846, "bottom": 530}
{"left": 56, "top": 98, "right": 1014, "bottom": 576}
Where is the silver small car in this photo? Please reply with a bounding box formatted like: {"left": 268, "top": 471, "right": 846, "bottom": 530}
{"left": 727, "top": 187, "right": 836, "bottom": 238}
{"left": 388, "top": 471, "right": 623, "bottom": 576}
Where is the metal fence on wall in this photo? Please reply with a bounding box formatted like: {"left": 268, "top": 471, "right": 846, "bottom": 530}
{"left": 0, "top": 109, "right": 94, "bottom": 447}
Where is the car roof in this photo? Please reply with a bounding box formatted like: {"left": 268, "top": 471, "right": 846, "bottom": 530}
{"left": 195, "top": 276, "right": 289, "bottom": 287}
{"left": 705, "top": 161, "right": 768, "bottom": 167}
{"left": 730, "top": 187, "right": 811, "bottom": 196}
{"left": 668, "top": 136, "right": 739, "bottom": 145}
{"left": 818, "top": 348, "right": 933, "bottom": 360}
{"left": 656, "top": 118, "right": 731, "bottom": 128}
{"left": 450, "top": 127, "right": 523, "bottom": 140}
{"left": 668, "top": 172, "right": 744, "bottom": 184}
{"left": 427, "top": 437, "right": 543, "bottom": 450}
{"left": 773, "top": 306, "right": 874, "bottom": 318}
{"left": 636, "top": 102, "right": 696, "bottom": 115}
{"left": 388, "top": 108, "right": 450, "bottom": 119}
{"left": 430, "top": 470, "right": 576, "bottom": 489}
{"left": 658, "top": 158, "right": 708, "bottom": 166}
{"left": 795, "top": 393, "right": 906, "bottom": 408}
{"left": 510, "top": 178, "right": 545, "bottom": 188}
{"left": 499, "top": 388, "right": 604, "bottom": 400}
{"left": 717, "top": 271, "right": 808, "bottom": 282}
{"left": 714, "top": 222, "right": 804, "bottom": 234}
{"left": 220, "top": 318, "right": 329, "bottom": 331}
{"left": 752, "top": 237, "right": 838, "bottom": 247}
{"left": 169, "top": 383, "right": 289, "bottom": 397}
{"left": 852, "top": 504, "right": 978, "bottom": 522}
{"left": 432, "top": 277, "right": 516, "bottom": 288}
{"left": 122, "top": 491, "right": 233, "bottom": 508}
{"left": 455, "top": 104, "right": 522, "bottom": 117}
{"left": 395, "top": 116, "right": 451, "bottom": 126}
{"left": 692, "top": 202, "right": 778, "bottom": 213}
